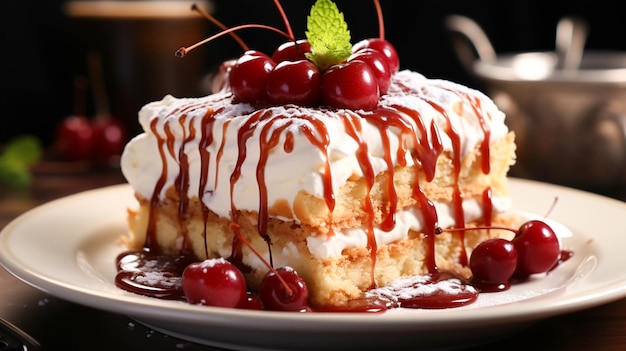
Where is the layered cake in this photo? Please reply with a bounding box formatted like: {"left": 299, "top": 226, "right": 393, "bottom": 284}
{"left": 118, "top": 0, "right": 517, "bottom": 308}
{"left": 120, "top": 72, "right": 516, "bottom": 307}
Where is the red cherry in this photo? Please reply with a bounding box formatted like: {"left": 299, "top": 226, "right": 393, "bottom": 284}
{"left": 348, "top": 48, "right": 391, "bottom": 94}
{"left": 182, "top": 258, "right": 247, "bottom": 308}
{"left": 353, "top": 38, "right": 400, "bottom": 73}
{"left": 54, "top": 115, "right": 96, "bottom": 161}
{"left": 512, "top": 220, "right": 561, "bottom": 276}
{"left": 469, "top": 238, "right": 518, "bottom": 290}
{"left": 271, "top": 39, "right": 311, "bottom": 63}
{"left": 258, "top": 266, "right": 310, "bottom": 312}
{"left": 321, "top": 60, "right": 379, "bottom": 110}
{"left": 92, "top": 118, "right": 128, "bottom": 161}
{"left": 239, "top": 292, "right": 263, "bottom": 310}
{"left": 266, "top": 59, "right": 321, "bottom": 106}
{"left": 211, "top": 59, "right": 236, "bottom": 93}
{"left": 228, "top": 50, "right": 276, "bottom": 104}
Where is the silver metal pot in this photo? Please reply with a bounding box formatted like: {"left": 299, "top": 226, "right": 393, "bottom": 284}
{"left": 445, "top": 15, "right": 626, "bottom": 192}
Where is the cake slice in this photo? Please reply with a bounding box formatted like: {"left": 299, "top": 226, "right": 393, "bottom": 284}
{"left": 120, "top": 68, "right": 516, "bottom": 307}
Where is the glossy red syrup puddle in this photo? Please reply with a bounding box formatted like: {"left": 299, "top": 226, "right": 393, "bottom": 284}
{"left": 115, "top": 246, "right": 573, "bottom": 312}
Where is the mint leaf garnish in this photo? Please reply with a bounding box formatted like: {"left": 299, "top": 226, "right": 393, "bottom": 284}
{"left": 3, "top": 135, "right": 42, "bottom": 166}
{"left": 305, "top": 0, "right": 352, "bottom": 71}
{"left": 0, "top": 135, "right": 42, "bottom": 188}
{"left": 0, "top": 157, "right": 32, "bottom": 188}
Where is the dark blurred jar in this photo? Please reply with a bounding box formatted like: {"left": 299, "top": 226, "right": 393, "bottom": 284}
{"left": 64, "top": 0, "right": 214, "bottom": 137}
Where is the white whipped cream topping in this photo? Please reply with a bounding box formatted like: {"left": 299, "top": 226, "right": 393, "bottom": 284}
{"left": 121, "top": 70, "right": 511, "bottom": 259}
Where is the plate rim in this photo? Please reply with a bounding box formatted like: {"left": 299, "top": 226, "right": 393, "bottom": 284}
{"left": 2, "top": 178, "right": 626, "bottom": 345}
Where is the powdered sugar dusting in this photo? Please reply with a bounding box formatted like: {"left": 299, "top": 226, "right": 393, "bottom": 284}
{"left": 134, "top": 271, "right": 181, "bottom": 288}
{"left": 366, "top": 275, "right": 478, "bottom": 309}
{"left": 197, "top": 257, "right": 227, "bottom": 270}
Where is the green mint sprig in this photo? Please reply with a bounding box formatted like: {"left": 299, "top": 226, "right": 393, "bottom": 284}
{"left": 0, "top": 135, "right": 43, "bottom": 188}
{"left": 305, "top": 0, "right": 352, "bottom": 71}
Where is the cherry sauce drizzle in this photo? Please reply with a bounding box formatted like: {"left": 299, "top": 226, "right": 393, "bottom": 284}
{"left": 115, "top": 85, "right": 536, "bottom": 312}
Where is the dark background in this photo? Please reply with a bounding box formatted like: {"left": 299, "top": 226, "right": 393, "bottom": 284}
{"left": 2, "top": 0, "right": 625, "bottom": 146}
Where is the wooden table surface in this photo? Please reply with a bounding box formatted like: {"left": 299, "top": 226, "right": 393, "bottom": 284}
{"left": 1, "top": 166, "right": 626, "bottom": 351}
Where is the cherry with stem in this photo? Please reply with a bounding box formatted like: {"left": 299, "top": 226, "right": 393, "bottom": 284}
{"left": 229, "top": 222, "right": 310, "bottom": 311}
{"left": 437, "top": 213, "right": 562, "bottom": 284}
{"left": 189, "top": 3, "right": 249, "bottom": 51}
{"left": 87, "top": 51, "right": 128, "bottom": 163}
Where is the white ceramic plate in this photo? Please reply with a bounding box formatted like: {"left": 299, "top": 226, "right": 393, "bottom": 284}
{"left": 0, "top": 178, "right": 625, "bottom": 350}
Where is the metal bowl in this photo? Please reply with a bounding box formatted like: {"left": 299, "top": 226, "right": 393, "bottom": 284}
{"left": 446, "top": 15, "right": 626, "bottom": 192}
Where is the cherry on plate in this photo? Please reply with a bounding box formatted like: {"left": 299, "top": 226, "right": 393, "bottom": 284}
{"left": 513, "top": 220, "right": 561, "bottom": 276}
{"left": 258, "top": 266, "right": 310, "bottom": 312}
{"left": 182, "top": 258, "right": 247, "bottom": 308}
{"left": 469, "top": 238, "right": 518, "bottom": 290}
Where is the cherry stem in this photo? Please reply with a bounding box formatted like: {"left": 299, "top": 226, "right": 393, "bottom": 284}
{"left": 273, "top": 0, "right": 295, "bottom": 41}
{"left": 436, "top": 225, "right": 518, "bottom": 235}
{"left": 190, "top": 3, "right": 249, "bottom": 51}
{"left": 86, "top": 51, "right": 110, "bottom": 120}
{"left": 176, "top": 24, "right": 291, "bottom": 58}
{"left": 544, "top": 196, "right": 558, "bottom": 219}
{"left": 373, "top": 0, "right": 385, "bottom": 40}
{"left": 72, "top": 75, "right": 88, "bottom": 117}
{"left": 229, "top": 223, "right": 294, "bottom": 297}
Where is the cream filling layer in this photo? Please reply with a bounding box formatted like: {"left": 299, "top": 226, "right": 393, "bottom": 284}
{"left": 307, "top": 196, "right": 512, "bottom": 260}
{"left": 221, "top": 195, "right": 512, "bottom": 270}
